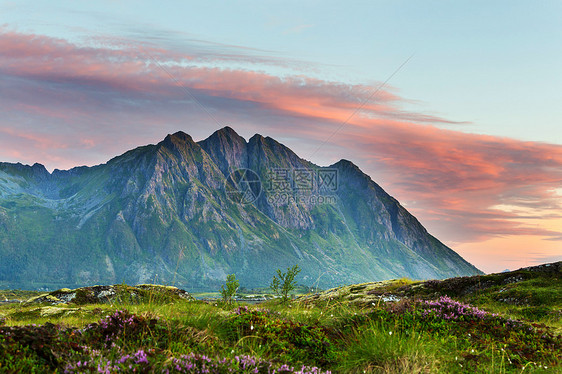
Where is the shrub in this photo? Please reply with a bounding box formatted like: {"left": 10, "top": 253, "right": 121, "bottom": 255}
{"left": 221, "top": 274, "right": 239, "bottom": 305}
{"left": 224, "top": 306, "right": 337, "bottom": 367}
{"left": 271, "top": 265, "right": 301, "bottom": 303}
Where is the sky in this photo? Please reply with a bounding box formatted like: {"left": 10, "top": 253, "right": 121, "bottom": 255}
{"left": 1, "top": 0, "right": 561, "bottom": 273}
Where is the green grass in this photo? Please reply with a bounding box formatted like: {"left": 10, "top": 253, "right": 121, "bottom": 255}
{"left": 0, "top": 274, "right": 560, "bottom": 373}
{"left": 338, "top": 321, "right": 441, "bottom": 373}
{"left": 0, "top": 289, "right": 43, "bottom": 300}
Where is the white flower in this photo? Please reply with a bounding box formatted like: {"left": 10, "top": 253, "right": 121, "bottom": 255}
{"left": 389, "top": 331, "right": 392, "bottom": 335}
{"left": 250, "top": 324, "right": 254, "bottom": 330}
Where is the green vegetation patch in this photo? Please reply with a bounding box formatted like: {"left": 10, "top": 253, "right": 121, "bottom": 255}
{"left": 222, "top": 305, "right": 338, "bottom": 367}
{"left": 0, "top": 266, "right": 560, "bottom": 373}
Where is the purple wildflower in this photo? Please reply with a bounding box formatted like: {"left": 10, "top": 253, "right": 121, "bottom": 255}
{"left": 134, "top": 349, "right": 148, "bottom": 364}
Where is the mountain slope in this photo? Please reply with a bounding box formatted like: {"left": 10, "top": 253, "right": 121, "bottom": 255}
{"left": 0, "top": 127, "right": 481, "bottom": 290}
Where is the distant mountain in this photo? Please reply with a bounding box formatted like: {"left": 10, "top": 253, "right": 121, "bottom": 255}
{"left": 0, "top": 127, "right": 481, "bottom": 291}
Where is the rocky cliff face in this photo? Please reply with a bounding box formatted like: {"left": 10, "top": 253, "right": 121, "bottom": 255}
{"left": 0, "top": 127, "right": 481, "bottom": 291}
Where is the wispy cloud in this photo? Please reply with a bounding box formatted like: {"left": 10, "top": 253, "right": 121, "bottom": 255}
{"left": 543, "top": 235, "right": 562, "bottom": 242}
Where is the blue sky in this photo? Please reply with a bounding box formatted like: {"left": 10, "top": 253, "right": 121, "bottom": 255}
{"left": 1, "top": 0, "right": 561, "bottom": 272}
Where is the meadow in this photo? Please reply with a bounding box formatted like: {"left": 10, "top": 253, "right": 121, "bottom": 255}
{"left": 0, "top": 264, "right": 560, "bottom": 373}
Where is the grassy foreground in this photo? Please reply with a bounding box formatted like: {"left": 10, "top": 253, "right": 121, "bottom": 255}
{"left": 0, "top": 265, "right": 560, "bottom": 373}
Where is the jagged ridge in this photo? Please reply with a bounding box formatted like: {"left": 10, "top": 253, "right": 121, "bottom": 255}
{"left": 0, "top": 127, "right": 481, "bottom": 291}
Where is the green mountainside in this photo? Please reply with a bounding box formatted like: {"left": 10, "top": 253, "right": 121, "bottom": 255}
{"left": 0, "top": 127, "right": 481, "bottom": 291}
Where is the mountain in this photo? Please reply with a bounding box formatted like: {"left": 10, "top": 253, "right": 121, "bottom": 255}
{"left": 0, "top": 127, "right": 481, "bottom": 291}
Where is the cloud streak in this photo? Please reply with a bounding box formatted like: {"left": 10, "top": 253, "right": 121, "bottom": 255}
{"left": 1, "top": 27, "right": 562, "bottom": 260}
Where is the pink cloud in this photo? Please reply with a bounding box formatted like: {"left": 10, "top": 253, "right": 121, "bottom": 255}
{"left": 0, "top": 28, "right": 453, "bottom": 125}
{"left": 0, "top": 126, "right": 68, "bottom": 150}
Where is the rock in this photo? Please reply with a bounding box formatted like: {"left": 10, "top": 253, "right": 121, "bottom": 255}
{"left": 38, "top": 306, "right": 80, "bottom": 317}
{"left": 23, "top": 284, "right": 195, "bottom": 305}
{"left": 297, "top": 279, "right": 410, "bottom": 307}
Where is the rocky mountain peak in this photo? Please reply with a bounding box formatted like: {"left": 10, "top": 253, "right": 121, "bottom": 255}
{"left": 199, "top": 127, "right": 249, "bottom": 175}
{"left": 31, "top": 162, "right": 47, "bottom": 172}
{"left": 247, "top": 133, "right": 305, "bottom": 169}
{"left": 248, "top": 133, "right": 265, "bottom": 144}
{"left": 213, "top": 126, "right": 243, "bottom": 140}
{"left": 163, "top": 131, "right": 194, "bottom": 146}
{"left": 331, "top": 159, "right": 362, "bottom": 173}
{"left": 200, "top": 127, "right": 247, "bottom": 150}
{"left": 157, "top": 131, "right": 202, "bottom": 163}
{"left": 0, "top": 161, "right": 50, "bottom": 181}
{"left": 331, "top": 159, "right": 374, "bottom": 188}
